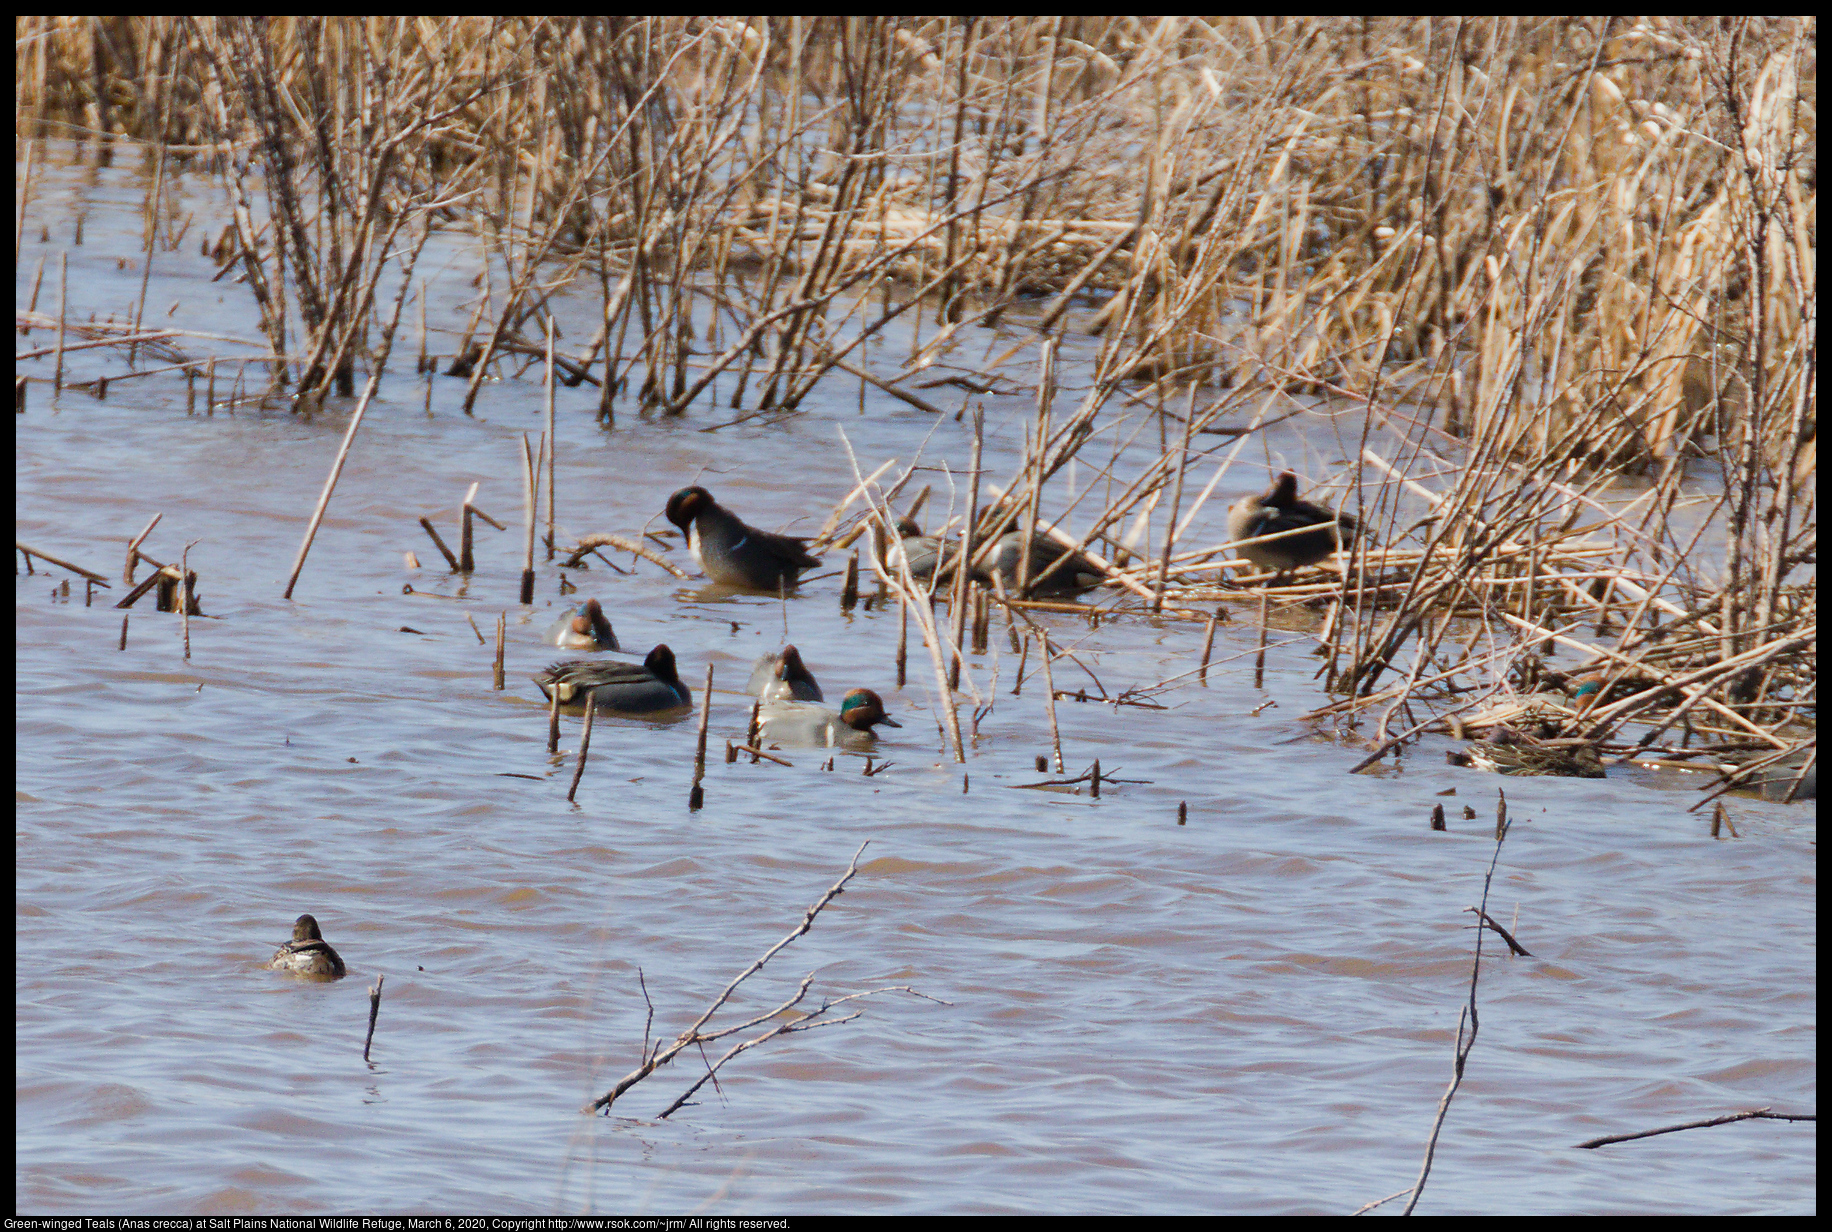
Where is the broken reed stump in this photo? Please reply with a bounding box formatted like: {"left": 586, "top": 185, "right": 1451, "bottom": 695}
{"left": 1253, "top": 590, "right": 1270, "bottom": 688}
{"left": 690, "top": 663, "right": 713, "bottom": 811}
{"left": 1177, "top": 801, "right": 1187, "bottom": 825}
{"left": 566, "top": 689, "right": 599, "bottom": 803}
{"left": 519, "top": 432, "right": 538, "bottom": 605}
{"left": 363, "top": 974, "right": 384, "bottom": 1062}
{"left": 547, "top": 684, "right": 561, "bottom": 754}
{"left": 1039, "top": 631, "right": 1064, "bottom": 773}
{"left": 493, "top": 613, "right": 506, "bottom": 689}
{"left": 747, "top": 700, "right": 762, "bottom": 765}
{"left": 1200, "top": 608, "right": 1220, "bottom": 684}
{"left": 460, "top": 481, "right": 477, "bottom": 573}
{"left": 895, "top": 595, "right": 908, "bottom": 688}
{"left": 840, "top": 551, "right": 860, "bottom": 610}
{"left": 417, "top": 517, "right": 460, "bottom": 571}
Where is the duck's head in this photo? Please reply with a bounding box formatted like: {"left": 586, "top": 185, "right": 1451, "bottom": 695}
{"left": 1566, "top": 672, "right": 1608, "bottom": 709}
{"left": 839, "top": 688, "right": 902, "bottom": 731}
{"left": 665, "top": 486, "right": 714, "bottom": 530}
{"left": 289, "top": 914, "right": 325, "bottom": 943}
{"left": 571, "top": 598, "right": 619, "bottom": 649}
{"left": 1266, "top": 470, "right": 1301, "bottom": 507}
{"left": 894, "top": 516, "right": 924, "bottom": 540}
{"left": 778, "top": 644, "right": 808, "bottom": 680}
{"left": 644, "top": 644, "right": 680, "bottom": 681}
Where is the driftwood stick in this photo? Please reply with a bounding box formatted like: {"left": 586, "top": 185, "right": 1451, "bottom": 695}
{"left": 585, "top": 841, "right": 875, "bottom": 1115}
{"left": 566, "top": 532, "right": 690, "bottom": 579}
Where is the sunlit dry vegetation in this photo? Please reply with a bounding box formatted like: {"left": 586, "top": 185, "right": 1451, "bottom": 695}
{"left": 16, "top": 16, "right": 1814, "bottom": 787}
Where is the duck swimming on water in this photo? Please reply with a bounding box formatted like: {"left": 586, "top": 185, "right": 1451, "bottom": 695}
{"left": 267, "top": 914, "right": 346, "bottom": 980}
{"left": 532, "top": 644, "right": 693, "bottom": 715}
{"left": 759, "top": 687, "right": 902, "bottom": 747}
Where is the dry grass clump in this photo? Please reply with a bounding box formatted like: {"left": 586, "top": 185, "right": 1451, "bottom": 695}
{"left": 17, "top": 17, "right": 1814, "bottom": 764}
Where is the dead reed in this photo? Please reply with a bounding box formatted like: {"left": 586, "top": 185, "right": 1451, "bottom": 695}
{"left": 15, "top": 18, "right": 1812, "bottom": 764}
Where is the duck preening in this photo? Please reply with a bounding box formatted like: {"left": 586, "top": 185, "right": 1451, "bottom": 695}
{"left": 1227, "top": 470, "right": 1356, "bottom": 578}
{"left": 665, "top": 486, "right": 822, "bottom": 590}
{"left": 747, "top": 644, "right": 824, "bottom": 703}
{"left": 544, "top": 598, "right": 619, "bottom": 651}
{"left": 889, "top": 516, "right": 1105, "bottom": 598}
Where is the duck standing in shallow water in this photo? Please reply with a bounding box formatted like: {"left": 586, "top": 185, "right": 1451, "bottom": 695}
{"left": 1227, "top": 470, "right": 1357, "bottom": 579}
{"left": 267, "top": 914, "right": 346, "bottom": 980}
{"left": 544, "top": 598, "right": 619, "bottom": 651}
{"left": 532, "top": 644, "right": 692, "bottom": 715}
{"left": 747, "top": 644, "right": 824, "bottom": 703}
{"left": 759, "top": 687, "right": 902, "bottom": 747}
{"left": 665, "top": 486, "right": 822, "bottom": 590}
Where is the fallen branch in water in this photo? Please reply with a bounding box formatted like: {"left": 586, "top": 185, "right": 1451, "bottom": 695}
{"left": 564, "top": 532, "right": 690, "bottom": 579}
{"left": 582, "top": 842, "right": 943, "bottom": 1118}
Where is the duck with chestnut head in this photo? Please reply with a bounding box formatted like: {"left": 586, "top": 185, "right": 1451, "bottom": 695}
{"left": 544, "top": 598, "right": 620, "bottom": 651}
{"left": 759, "top": 687, "right": 902, "bottom": 748}
{"left": 747, "top": 644, "right": 824, "bottom": 703}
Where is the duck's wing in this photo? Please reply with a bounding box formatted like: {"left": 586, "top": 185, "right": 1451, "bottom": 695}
{"left": 744, "top": 525, "right": 824, "bottom": 570}
{"left": 537, "top": 658, "right": 657, "bottom": 688}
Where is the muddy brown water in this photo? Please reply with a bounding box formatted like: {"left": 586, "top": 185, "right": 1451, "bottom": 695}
{"left": 15, "top": 152, "right": 1815, "bottom": 1214}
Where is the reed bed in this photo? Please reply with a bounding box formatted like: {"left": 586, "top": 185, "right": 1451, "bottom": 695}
{"left": 17, "top": 16, "right": 1815, "bottom": 775}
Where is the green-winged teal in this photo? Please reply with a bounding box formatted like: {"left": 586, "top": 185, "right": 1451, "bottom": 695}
{"left": 544, "top": 598, "right": 619, "bottom": 651}
{"left": 267, "top": 914, "right": 346, "bottom": 980}
{"left": 1718, "top": 745, "right": 1816, "bottom": 801}
{"left": 748, "top": 644, "right": 824, "bottom": 703}
{"left": 1460, "top": 673, "right": 1609, "bottom": 732}
{"left": 759, "top": 687, "right": 902, "bottom": 747}
{"left": 532, "top": 644, "right": 692, "bottom": 714}
{"left": 890, "top": 516, "right": 951, "bottom": 584}
{"left": 986, "top": 531, "right": 1106, "bottom": 597}
{"left": 1449, "top": 728, "right": 1607, "bottom": 778}
{"left": 665, "top": 486, "right": 822, "bottom": 590}
{"left": 1227, "top": 470, "right": 1357, "bottom": 577}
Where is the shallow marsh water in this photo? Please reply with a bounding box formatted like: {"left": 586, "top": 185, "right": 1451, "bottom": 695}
{"left": 15, "top": 152, "right": 1816, "bottom": 1214}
